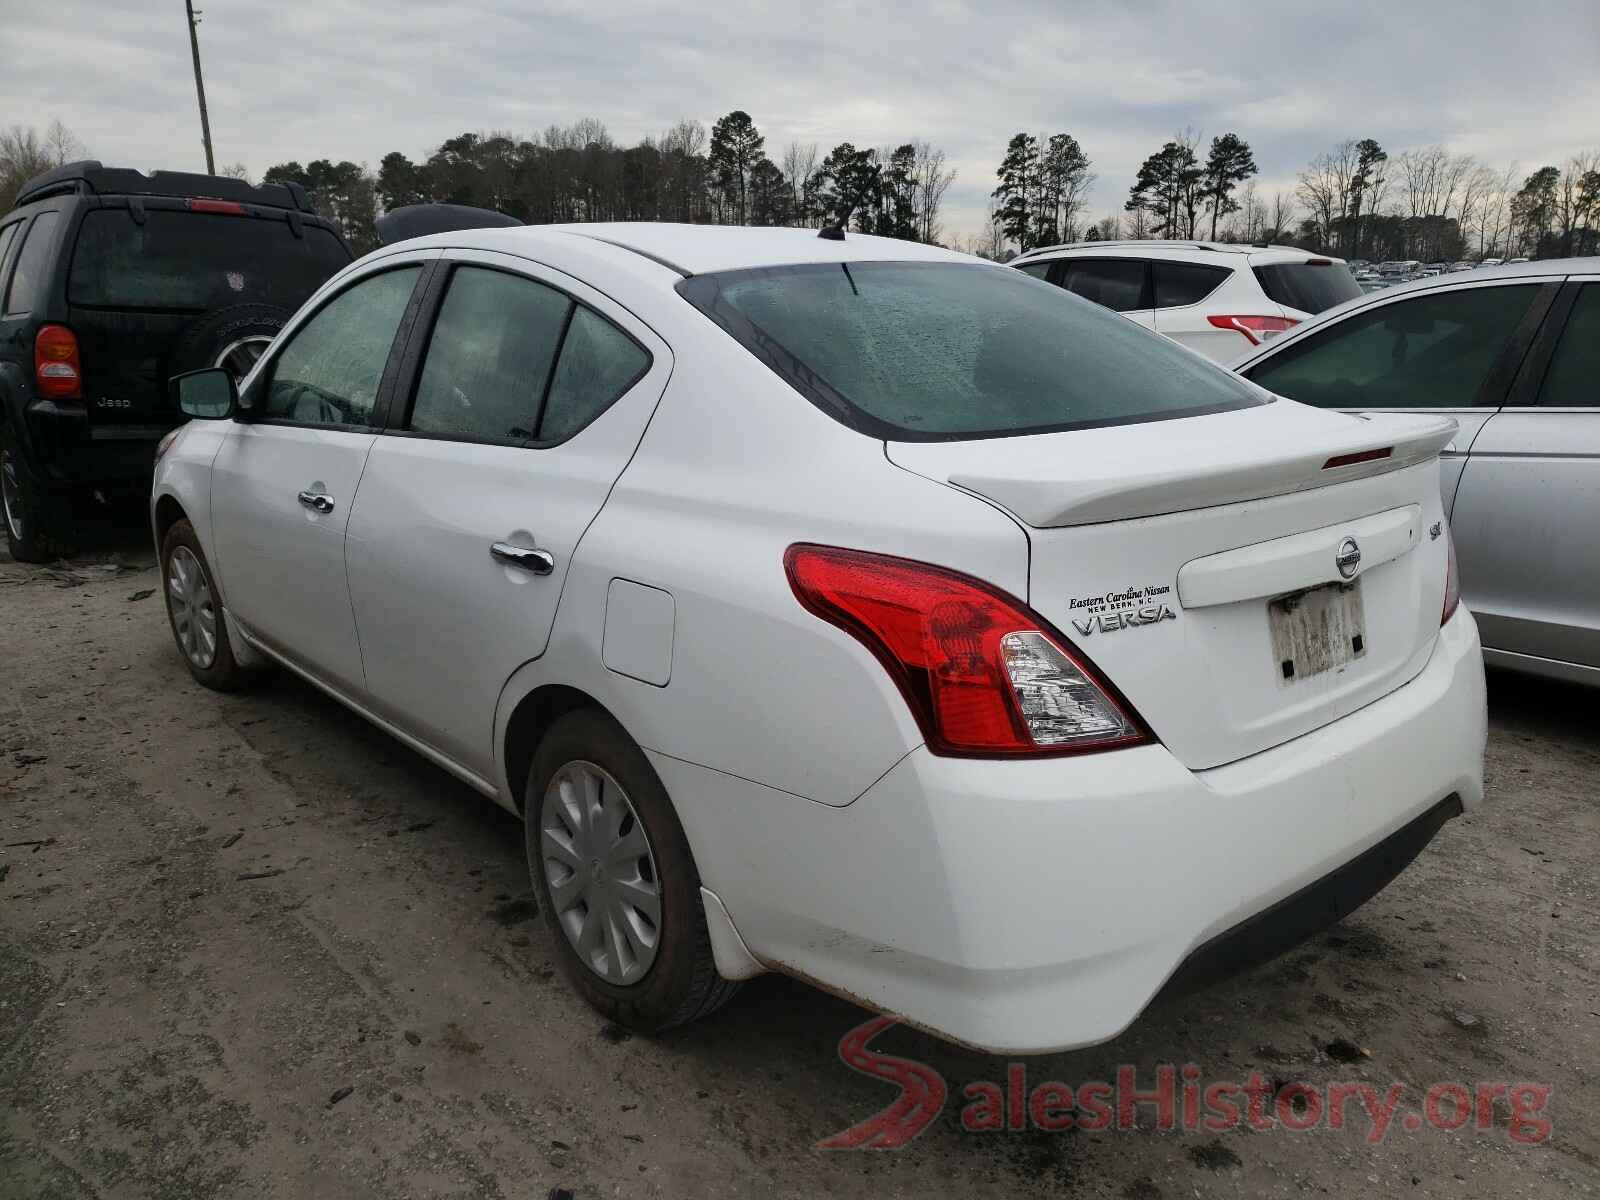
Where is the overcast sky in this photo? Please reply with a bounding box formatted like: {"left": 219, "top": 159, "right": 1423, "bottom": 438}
{"left": 5, "top": 0, "right": 1597, "bottom": 241}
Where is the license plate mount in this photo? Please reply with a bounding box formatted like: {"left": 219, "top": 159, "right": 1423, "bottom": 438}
{"left": 1268, "top": 580, "right": 1367, "bottom": 684}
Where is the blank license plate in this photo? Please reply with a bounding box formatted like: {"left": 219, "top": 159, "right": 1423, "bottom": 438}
{"left": 1268, "top": 581, "right": 1367, "bottom": 683}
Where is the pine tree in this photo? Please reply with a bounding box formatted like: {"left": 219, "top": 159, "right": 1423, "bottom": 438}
{"left": 1202, "top": 133, "right": 1258, "bottom": 241}
{"left": 992, "top": 133, "right": 1042, "bottom": 250}
{"left": 708, "top": 111, "right": 765, "bottom": 225}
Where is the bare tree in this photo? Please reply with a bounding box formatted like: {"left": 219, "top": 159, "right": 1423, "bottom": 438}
{"left": 1265, "top": 191, "right": 1295, "bottom": 243}
{"left": 780, "top": 141, "right": 819, "bottom": 226}
{"left": 1094, "top": 213, "right": 1122, "bottom": 240}
{"left": 911, "top": 140, "right": 956, "bottom": 243}
{"left": 1, "top": 119, "right": 87, "bottom": 210}
{"left": 219, "top": 162, "right": 253, "bottom": 183}
{"left": 1556, "top": 148, "right": 1600, "bottom": 256}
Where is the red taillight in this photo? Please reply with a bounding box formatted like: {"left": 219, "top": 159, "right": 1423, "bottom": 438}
{"left": 34, "top": 324, "right": 82, "bottom": 400}
{"left": 1441, "top": 526, "right": 1460, "bottom": 626}
{"left": 1207, "top": 314, "right": 1300, "bottom": 345}
{"left": 784, "top": 544, "right": 1150, "bottom": 757}
{"left": 1323, "top": 447, "right": 1393, "bottom": 469}
{"left": 186, "top": 198, "right": 246, "bottom": 215}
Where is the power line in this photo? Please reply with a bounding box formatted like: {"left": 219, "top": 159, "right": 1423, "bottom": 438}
{"left": 185, "top": 0, "right": 216, "bottom": 175}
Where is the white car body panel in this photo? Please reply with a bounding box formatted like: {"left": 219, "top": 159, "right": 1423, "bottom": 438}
{"left": 152, "top": 223, "right": 1486, "bottom": 1053}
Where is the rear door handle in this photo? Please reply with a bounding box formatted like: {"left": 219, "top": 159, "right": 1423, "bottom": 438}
{"left": 297, "top": 490, "right": 335, "bottom": 514}
{"left": 490, "top": 542, "right": 555, "bottom": 575}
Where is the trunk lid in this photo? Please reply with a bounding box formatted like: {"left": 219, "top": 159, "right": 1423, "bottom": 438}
{"left": 888, "top": 404, "right": 1457, "bottom": 768}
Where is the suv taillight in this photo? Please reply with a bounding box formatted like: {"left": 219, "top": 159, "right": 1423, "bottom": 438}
{"left": 1207, "top": 314, "right": 1299, "bottom": 345}
{"left": 34, "top": 324, "right": 83, "bottom": 400}
{"left": 785, "top": 544, "right": 1150, "bottom": 757}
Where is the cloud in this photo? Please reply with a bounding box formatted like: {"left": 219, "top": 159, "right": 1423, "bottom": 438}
{"left": 4, "top": 0, "right": 1596, "bottom": 240}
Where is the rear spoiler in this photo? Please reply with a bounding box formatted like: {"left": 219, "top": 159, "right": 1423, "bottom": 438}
{"left": 375, "top": 204, "right": 522, "bottom": 246}
{"left": 941, "top": 413, "right": 1458, "bottom": 529}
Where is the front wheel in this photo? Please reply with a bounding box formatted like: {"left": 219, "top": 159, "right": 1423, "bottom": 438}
{"left": 525, "top": 709, "right": 739, "bottom": 1032}
{"left": 160, "top": 518, "right": 253, "bottom": 690}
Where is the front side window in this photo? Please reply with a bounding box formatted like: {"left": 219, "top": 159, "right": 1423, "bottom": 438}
{"left": 679, "top": 261, "right": 1262, "bottom": 440}
{"left": 1058, "top": 258, "right": 1148, "bottom": 313}
{"left": 1245, "top": 284, "right": 1541, "bottom": 409}
{"left": 409, "top": 267, "right": 570, "bottom": 441}
{"left": 4, "top": 212, "right": 60, "bottom": 316}
{"left": 1154, "top": 261, "right": 1230, "bottom": 309}
{"left": 1014, "top": 261, "right": 1052, "bottom": 281}
{"left": 1538, "top": 285, "right": 1600, "bottom": 408}
{"left": 263, "top": 266, "right": 420, "bottom": 426}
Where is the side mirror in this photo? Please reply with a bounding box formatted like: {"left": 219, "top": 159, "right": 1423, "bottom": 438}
{"left": 171, "top": 368, "right": 237, "bottom": 419}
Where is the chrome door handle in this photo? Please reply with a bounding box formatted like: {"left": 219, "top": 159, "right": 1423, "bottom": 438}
{"left": 490, "top": 542, "right": 555, "bottom": 575}
{"left": 297, "top": 490, "right": 335, "bottom": 514}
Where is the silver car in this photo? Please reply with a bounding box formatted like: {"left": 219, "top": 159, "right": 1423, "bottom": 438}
{"left": 1234, "top": 259, "right": 1600, "bottom": 685}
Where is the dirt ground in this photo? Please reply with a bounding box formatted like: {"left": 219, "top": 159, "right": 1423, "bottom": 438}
{"left": 2, "top": 525, "right": 1596, "bottom": 1199}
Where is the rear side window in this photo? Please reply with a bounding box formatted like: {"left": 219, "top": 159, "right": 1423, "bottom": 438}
{"left": 264, "top": 266, "right": 421, "bottom": 426}
{"left": 67, "top": 210, "right": 349, "bottom": 310}
{"left": 1059, "top": 259, "right": 1148, "bottom": 312}
{"left": 0, "top": 223, "right": 21, "bottom": 293}
{"left": 1538, "top": 286, "right": 1600, "bottom": 408}
{"left": 679, "top": 261, "right": 1262, "bottom": 440}
{"left": 1252, "top": 261, "right": 1362, "bottom": 314}
{"left": 1245, "top": 284, "right": 1540, "bottom": 409}
{"left": 4, "top": 212, "right": 60, "bottom": 316}
{"left": 541, "top": 307, "right": 651, "bottom": 442}
{"left": 409, "top": 267, "right": 570, "bottom": 441}
{"left": 1154, "top": 261, "right": 1230, "bottom": 308}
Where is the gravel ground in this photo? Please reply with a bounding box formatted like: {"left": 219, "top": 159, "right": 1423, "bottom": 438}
{"left": 2, "top": 527, "right": 1596, "bottom": 1199}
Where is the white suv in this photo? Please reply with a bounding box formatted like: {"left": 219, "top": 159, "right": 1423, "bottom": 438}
{"left": 1012, "top": 241, "right": 1363, "bottom": 363}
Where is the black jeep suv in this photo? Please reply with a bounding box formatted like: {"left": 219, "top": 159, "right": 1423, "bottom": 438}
{"left": 0, "top": 162, "right": 353, "bottom": 561}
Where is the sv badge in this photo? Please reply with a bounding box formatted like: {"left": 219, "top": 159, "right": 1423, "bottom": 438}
{"left": 1072, "top": 604, "right": 1177, "bottom": 637}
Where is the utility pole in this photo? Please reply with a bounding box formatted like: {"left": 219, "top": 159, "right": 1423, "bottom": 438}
{"left": 185, "top": 0, "right": 216, "bottom": 174}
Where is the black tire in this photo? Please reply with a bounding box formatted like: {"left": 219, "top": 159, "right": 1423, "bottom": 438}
{"left": 159, "top": 518, "right": 253, "bottom": 691}
{"left": 525, "top": 709, "right": 740, "bottom": 1032}
{"left": 1, "top": 421, "right": 64, "bottom": 564}
{"left": 170, "top": 303, "right": 292, "bottom": 382}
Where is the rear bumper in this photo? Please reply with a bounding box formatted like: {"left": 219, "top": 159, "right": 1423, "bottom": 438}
{"left": 662, "top": 610, "right": 1486, "bottom": 1054}
{"left": 21, "top": 398, "right": 167, "bottom": 485}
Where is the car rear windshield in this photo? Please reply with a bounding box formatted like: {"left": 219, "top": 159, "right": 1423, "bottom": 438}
{"left": 677, "top": 262, "right": 1264, "bottom": 441}
{"left": 1252, "top": 261, "right": 1362, "bottom": 314}
{"left": 67, "top": 209, "right": 351, "bottom": 310}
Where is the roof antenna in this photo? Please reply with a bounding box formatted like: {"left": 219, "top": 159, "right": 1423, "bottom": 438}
{"left": 818, "top": 223, "right": 845, "bottom": 241}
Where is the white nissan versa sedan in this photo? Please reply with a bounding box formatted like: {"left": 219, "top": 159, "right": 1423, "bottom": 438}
{"left": 151, "top": 223, "right": 1486, "bottom": 1054}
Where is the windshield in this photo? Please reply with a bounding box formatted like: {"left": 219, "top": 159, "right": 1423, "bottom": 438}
{"left": 678, "top": 262, "right": 1264, "bottom": 441}
{"left": 68, "top": 209, "right": 351, "bottom": 310}
{"left": 1254, "top": 262, "right": 1363, "bottom": 314}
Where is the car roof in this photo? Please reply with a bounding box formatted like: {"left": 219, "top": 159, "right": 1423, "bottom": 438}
{"left": 387, "top": 222, "right": 977, "bottom": 279}
{"left": 1232, "top": 256, "right": 1600, "bottom": 367}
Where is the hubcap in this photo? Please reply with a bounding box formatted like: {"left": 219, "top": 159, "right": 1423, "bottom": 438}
{"left": 538, "top": 761, "right": 661, "bottom": 985}
{"left": 167, "top": 545, "right": 218, "bottom": 669}
{"left": 1, "top": 448, "right": 24, "bottom": 542}
{"left": 214, "top": 335, "right": 273, "bottom": 380}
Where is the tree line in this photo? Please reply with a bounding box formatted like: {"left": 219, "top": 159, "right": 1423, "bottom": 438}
{"left": 5, "top": 115, "right": 1595, "bottom": 265}
{"left": 252, "top": 112, "right": 955, "bottom": 255}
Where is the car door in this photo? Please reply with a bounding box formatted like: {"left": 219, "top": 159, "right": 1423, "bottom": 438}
{"left": 1151, "top": 260, "right": 1233, "bottom": 358}
{"left": 1449, "top": 278, "right": 1600, "bottom": 673}
{"left": 343, "top": 252, "right": 671, "bottom": 777}
{"left": 208, "top": 258, "right": 432, "bottom": 695}
{"left": 1238, "top": 277, "right": 1561, "bottom": 516}
{"left": 1053, "top": 257, "right": 1155, "bottom": 332}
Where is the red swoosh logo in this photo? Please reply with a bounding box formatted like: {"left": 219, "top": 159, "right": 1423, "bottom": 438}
{"left": 816, "top": 1015, "right": 947, "bottom": 1149}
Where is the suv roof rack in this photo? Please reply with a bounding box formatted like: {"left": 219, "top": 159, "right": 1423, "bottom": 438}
{"left": 1014, "top": 239, "right": 1285, "bottom": 261}
{"left": 13, "top": 160, "right": 318, "bottom": 215}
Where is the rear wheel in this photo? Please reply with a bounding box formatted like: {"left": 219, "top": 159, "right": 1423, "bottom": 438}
{"left": 160, "top": 518, "right": 252, "bottom": 690}
{"left": 1, "top": 424, "right": 61, "bottom": 564}
{"left": 525, "top": 709, "right": 739, "bottom": 1032}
